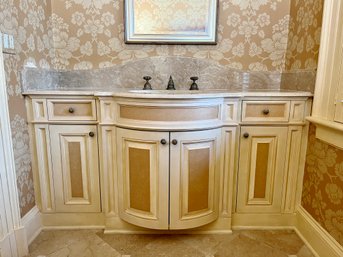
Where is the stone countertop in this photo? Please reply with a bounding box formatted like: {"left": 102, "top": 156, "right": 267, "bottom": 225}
{"left": 22, "top": 88, "right": 313, "bottom": 99}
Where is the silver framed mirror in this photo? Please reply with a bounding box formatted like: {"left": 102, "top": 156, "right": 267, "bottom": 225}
{"left": 124, "top": 0, "right": 218, "bottom": 44}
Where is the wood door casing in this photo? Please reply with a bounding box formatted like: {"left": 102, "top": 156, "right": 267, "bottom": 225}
{"left": 49, "top": 125, "right": 101, "bottom": 213}
{"left": 116, "top": 128, "right": 169, "bottom": 230}
{"left": 237, "top": 126, "right": 288, "bottom": 213}
{"left": 169, "top": 129, "right": 221, "bottom": 229}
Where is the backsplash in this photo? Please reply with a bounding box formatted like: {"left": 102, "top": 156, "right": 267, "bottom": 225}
{"left": 48, "top": 0, "right": 321, "bottom": 71}
{"left": 302, "top": 124, "right": 343, "bottom": 246}
{"left": 21, "top": 57, "right": 316, "bottom": 92}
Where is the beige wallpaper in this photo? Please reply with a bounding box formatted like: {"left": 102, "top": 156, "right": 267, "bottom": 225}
{"left": 0, "top": 0, "right": 52, "bottom": 216}
{"left": 286, "top": 0, "right": 323, "bottom": 70}
{"left": 50, "top": 0, "right": 294, "bottom": 71}
{"left": 302, "top": 124, "right": 343, "bottom": 246}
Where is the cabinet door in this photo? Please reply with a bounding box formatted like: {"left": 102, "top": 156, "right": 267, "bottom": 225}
{"left": 50, "top": 125, "right": 100, "bottom": 212}
{"left": 237, "top": 127, "right": 287, "bottom": 213}
{"left": 169, "top": 129, "right": 221, "bottom": 229}
{"left": 117, "top": 128, "right": 169, "bottom": 230}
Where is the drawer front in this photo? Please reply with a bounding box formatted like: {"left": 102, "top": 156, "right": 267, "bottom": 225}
{"left": 242, "top": 101, "right": 290, "bottom": 122}
{"left": 47, "top": 99, "right": 97, "bottom": 121}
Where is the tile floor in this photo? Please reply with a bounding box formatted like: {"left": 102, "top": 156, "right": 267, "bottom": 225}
{"left": 27, "top": 229, "right": 315, "bottom": 257}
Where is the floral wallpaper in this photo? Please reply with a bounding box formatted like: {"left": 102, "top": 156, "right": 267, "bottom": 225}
{"left": 286, "top": 0, "right": 323, "bottom": 70}
{"left": 302, "top": 124, "right": 343, "bottom": 246}
{"left": 49, "top": 0, "right": 293, "bottom": 71}
{"left": 0, "top": 0, "right": 52, "bottom": 216}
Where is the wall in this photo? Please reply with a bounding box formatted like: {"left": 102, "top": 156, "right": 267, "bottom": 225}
{"left": 302, "top": 124, "right": 343, "bottom": 246}
{"left": 0, "top": 0, "right": 52, "bottom": 216}
{"left": 49, "top": 0, "right": 293, "bottom": 71}
{"left": 286, "top": 0, "right": 323, "bottom": 70}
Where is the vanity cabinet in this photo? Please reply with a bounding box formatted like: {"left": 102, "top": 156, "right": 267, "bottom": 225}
{"left": 49, "top": 125, "right": 101, "bottom": 213}
{"left": 236, "top": 126, "right": 288, "bottom": 213}
{"left": 25, "top": 92, "right": 312, "bottom": 232}
{"left": 116, "top": 127, "right": 221, "bottom": 230}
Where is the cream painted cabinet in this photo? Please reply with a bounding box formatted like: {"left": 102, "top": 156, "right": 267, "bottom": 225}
{"left": 236, "top": 126, "right": 288, "bottom": 213}
{"left": 169, "top": 129, "right": 221, "bottom": 229}
{"left": 116, "top": 128, "right": 221, "bottom": 230}
{"left": 49, "top": 125, "right": 101, "bottom": 212}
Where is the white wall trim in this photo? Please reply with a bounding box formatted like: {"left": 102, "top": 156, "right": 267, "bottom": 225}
{"left": 0, "top": 40, "right": 28, "bottom": 256}
{"left": 295, "top": 206, "right": 343, "bottom": 257}
{"left": 21, "top": 206, "right": 42, "bottom": 245}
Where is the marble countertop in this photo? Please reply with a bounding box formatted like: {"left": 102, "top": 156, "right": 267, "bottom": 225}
{"left": 22, "top": 89, "right": 313, "bottom": 99}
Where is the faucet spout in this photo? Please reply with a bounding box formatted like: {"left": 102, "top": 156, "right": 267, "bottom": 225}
{"left": 166, "top": 76, "right": 176, "bottom": 90}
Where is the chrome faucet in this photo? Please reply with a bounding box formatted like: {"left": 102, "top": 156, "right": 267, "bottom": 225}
{"left": 143, "top": 76, "right": 152, "bottom": 90}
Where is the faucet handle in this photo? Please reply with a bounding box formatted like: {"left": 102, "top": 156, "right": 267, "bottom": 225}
{"left": 190, "top": 76, "right": 199, "bottom": 90}
{"left": 143, "top": 76, "right": 152, "bottom": 90}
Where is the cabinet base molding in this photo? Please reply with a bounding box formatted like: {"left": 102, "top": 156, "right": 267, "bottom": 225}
{"left": 104, "top": 217, "right": 232, "bottom": 234}
{"left": 21, "top": 206, "right": 42, "bottom": 245}
{"left": 232, "top": 213, "right": 296, "bottom": 229}
{"left": 41, "top": 213, "right": 105, "bottom": 229}
{"left": 294, "top": 206, "right": 343, "bottom": 257}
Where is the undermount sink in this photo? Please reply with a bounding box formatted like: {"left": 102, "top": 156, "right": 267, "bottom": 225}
{"left": 128, "top": 89, "right": 228, "bottom": 94}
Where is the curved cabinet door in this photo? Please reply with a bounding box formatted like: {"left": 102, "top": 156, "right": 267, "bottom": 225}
{"left": 116, "top": 128, "right": 169, "bottom": 230}
{"left": 169, "top": 129, "right": 221, "bottom": 230}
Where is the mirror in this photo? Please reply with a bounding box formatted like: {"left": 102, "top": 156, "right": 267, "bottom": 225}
{"left": 124, "top": 0, "right": 218, "bottom": 44}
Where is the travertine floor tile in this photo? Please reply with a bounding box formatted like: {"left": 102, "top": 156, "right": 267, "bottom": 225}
{"left": 27, "top": 229, "right": 316, "bottom": 257}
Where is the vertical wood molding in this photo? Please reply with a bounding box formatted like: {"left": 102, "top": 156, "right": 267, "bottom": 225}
{"left": 312, "top": 0, "right": 343, "bottom": 119}
{"left": 99, "top": 126, "right": 118, "bottom": 216}
{"left": 0, "top": 44, "right": 28, "bottom": 256}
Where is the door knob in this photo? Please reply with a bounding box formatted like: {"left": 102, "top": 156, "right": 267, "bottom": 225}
{"left": 243, "top": 132, "right": 249, "bottom": 138}
{"left": 160, "top": 139, "right": 167, "bottom": 145}
{"left": 172, "top": 139, "right": 178, "bottom": 145}
{"left": 68, "top": 107, "right": 75, "bottom": 113}
{"left": 89, "top": 132, "right": 95, "bottom": 137}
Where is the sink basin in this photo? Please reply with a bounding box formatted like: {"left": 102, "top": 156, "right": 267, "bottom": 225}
{"left": 128, "top": 89, "right": 229, "bottom": 94}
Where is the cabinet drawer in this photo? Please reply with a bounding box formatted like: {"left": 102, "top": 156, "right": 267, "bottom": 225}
{"left": 47, "top": 99, "right": 97, "bottom": 121}
{"left": 242, "top": 101, "right": 290, "bottom": 122}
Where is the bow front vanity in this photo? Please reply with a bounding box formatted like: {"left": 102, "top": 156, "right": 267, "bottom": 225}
{"left": 24, "top": 90, "right": 312, "bottom": 232}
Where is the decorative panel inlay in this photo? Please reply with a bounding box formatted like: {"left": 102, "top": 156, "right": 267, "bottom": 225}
{"left": 68, "top": 142, "right": 84, "bottom": 198}
{"left": 120, "top": 105, "right": 219, "bottom": 122}
{"left": 254, "top": 143, "right": 270, "bottom": 198}
{"left": 188, "top": 148, "right": 210, "bottom": 213}
{"left": 129, "top": 147, "right": 151, "bottom": 212}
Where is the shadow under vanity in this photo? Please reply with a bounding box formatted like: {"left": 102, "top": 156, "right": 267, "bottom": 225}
{"left": 22, "top": 57, "right": 314, "bottom": 232}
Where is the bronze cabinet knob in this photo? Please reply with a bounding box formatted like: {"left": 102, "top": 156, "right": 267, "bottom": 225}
{"left": 89, "top": 132, "right": 95, "bottom": 137}
{"left": 172, "top": 139, "right": 178, "bottom": 145}
{"left": 160, "top": 139, "right": 167, "bottom": 145}
{"left": 243, "top": 132, "right": 249, "bottom": 138}
{"left": 68, "top": 107, "right": 75, "bottom": 113}
{"left": 262, "top": 109, "right": 270, "bottom": 115}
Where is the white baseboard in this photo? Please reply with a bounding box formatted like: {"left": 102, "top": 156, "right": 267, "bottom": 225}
{"left": 295, "top": 206, "right": 343, "bottom": 257}
{"left": 21, "top": 206, "right": 42, "bottom": 245}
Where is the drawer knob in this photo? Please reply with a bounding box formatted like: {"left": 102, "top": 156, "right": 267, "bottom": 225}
{"left": 160, "top": 139, "right": 167, "bottom": 145}
{"left": 172, "top": 139, "right": 178, "bottom": 145}
{"left": 243, "top": 132, "right": 249, "bottom": 138}
{"left": 89, "top": 132, "right": 95, "bottom": 137}
{"left": 68, "top": 107, "right": 75, "bottom": 113}
{"left": 262, "top": 109, "right": 270, "bottom": 115}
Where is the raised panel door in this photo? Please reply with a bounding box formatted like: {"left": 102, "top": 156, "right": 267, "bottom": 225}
{"left": 237, "top": 126, "right": 287, "bottom": 213}
{"left": 116, "top": 128, "right": 169, "bottom": 230}
{"left": 169, "top": 129, "right": 221, "bottom": 229}
{"left": 50, "top": 125, "right": 100, "bottom": 212}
